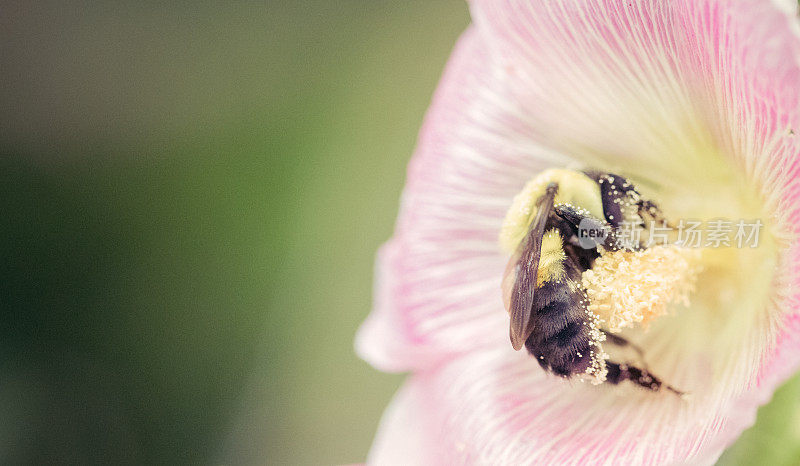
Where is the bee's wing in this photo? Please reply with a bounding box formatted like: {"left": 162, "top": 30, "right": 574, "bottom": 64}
{"left": 505, "top": 184, "right": 557, "bottom": 351}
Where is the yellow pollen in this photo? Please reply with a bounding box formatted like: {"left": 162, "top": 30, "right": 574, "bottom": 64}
{"left": 582, "top": 245, "right": 702, "bottom": 332}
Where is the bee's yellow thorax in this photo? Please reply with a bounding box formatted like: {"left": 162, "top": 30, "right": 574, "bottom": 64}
{"left": 500, "top": 169, "right": 603, "bottom": 253}
{"left": 537, "top": 229, "right": 567, "bottom": 285}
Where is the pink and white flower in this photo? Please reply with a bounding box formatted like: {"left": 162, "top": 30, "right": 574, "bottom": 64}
{"left": 357, "top": 1, "right": 800, "bottom": 464}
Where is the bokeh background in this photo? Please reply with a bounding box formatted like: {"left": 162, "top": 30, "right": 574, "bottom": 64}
{"left": 2, "top": 1, "right": 799, "bottom": 464}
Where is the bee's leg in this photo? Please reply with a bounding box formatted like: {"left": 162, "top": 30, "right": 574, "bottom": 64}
{"left": 603, "top": 332, "right": 648, "bottom": 369}
{"left": 585, "top": 170, "right": 675, "bottom": 230}
{"left": 605, "top": 361, "right": 684, "bottom": 396}
{"left": 638, "top": 199, "right": 674, "bottom": 229}
{"left": 582, "top": 171, "right": 638, "bottom": 229}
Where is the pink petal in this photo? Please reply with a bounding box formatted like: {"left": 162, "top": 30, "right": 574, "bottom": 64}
{"left": 468, "top": 0, "right": 800, "bottom": 154}
{"left": 366, "top": 379, "right": 436, "bottom": 465}
{"left": 361, "top": 2, "right": 800, "bottom": 462}
{"left": 357, "top": 27, "right": 562, "bottom": 372}
{"left": 359, "top": 0, "right": 800, "bottom": 385}
{"left": 468, "top": 0, "right": 800, "bottom": 234}
{"left": 368, "top": 324, "right": 800, "bottom": 466}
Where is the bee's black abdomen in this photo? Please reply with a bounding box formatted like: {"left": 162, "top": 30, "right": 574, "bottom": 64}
{"left": 532, "top": 293, "right": 575, "bottom": 336}
{"left": 525, "top": 256, "right": 594, "bottom": 377}
{"left": 553, "top": 321, "right": 585, "bottom": 347}
{"left": 532, "top": 279, "right": 573, "bottom": 308}
{"left": 525, "top": 332, "right": 593, "bottom": 377}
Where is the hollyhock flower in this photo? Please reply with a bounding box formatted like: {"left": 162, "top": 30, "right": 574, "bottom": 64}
{"left": 357, "top": 0, "right": 800, "bottom": 464}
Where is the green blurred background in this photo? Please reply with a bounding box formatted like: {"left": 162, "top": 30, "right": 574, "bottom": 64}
{"left": 1, "top": 1, "right": 799, "bottom": 464}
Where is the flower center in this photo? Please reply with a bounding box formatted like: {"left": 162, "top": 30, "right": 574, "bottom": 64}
{"left": 582, "top": 245, "right": 702, "bottom": 333}
{"left": 499, "top": 161, "right": 784, "bottom": 392}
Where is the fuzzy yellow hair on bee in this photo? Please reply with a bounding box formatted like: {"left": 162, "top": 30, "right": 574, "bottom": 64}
{"left": 500, "top": 169, "right": 604, "bottom": 254}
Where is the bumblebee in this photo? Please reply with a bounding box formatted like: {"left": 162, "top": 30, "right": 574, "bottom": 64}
{"left": 501, "top": 169, "right": 682, "bottom": 394}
